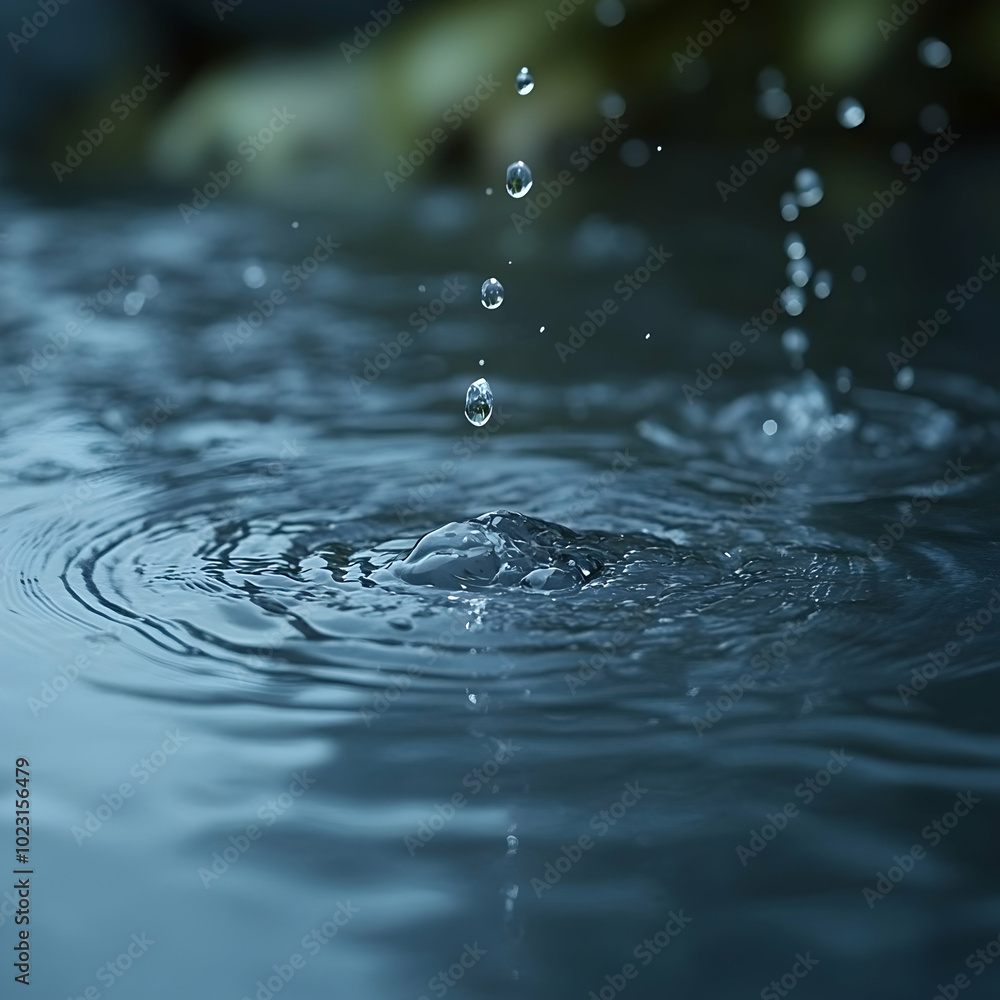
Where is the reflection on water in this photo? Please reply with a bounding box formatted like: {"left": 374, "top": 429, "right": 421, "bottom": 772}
{"left": 2, "top": 201, "right": 1000, "bottom": 1000}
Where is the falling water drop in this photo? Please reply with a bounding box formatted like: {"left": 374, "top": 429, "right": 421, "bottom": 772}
{"left": 465, "top": 378, "right": 494, "bottom": 426}
{"left": 506, "top": 161, "right": 533, "bottom": 199}
{"left": 836, "top": 97, "right": 866, "bottom": 128}
{"left": 481, "top": 278, "right": 504, "bottom": 309}
{"left": 515, "top": 67, "right": 534, "bottom": 95}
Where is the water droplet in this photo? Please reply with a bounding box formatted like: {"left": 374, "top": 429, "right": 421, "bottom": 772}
{"left": 784, "top": 232, "right": 806, "bottom": 260}
{"left": 919, "top": 103, "right": 949, "bottom": 134}
{"left": 123, "top": 291, "right": 145, "bottom": 316}
{"left": 781, "top": 286, "right": 806, "bottom": 316}
{"left": 137, "top": 274, "right": 159, "bottom": 297}
{"left": 782, "top": 328, "right": 809, "bottom": 356}
{"left": 891, "top": 141, "right": 912, "bottom": 165}
{"left": 539, "top": 325, "right": 545, "bottom": 333}
{"left": 794, "top": 168, "right": 824, "bottom": 207}
{"left": 620, "top": 139, "right": 650, "bottom": 167}
{"left": 467, "top": 692, "right": 477, "bottom": 704}
{"left": 837, "top": 97, "right": 866, "bottom": 128}
{"left": 291, "top": 221, "right": 299, "bottom": 228}
{"left": 481, "top": 278, "right": 504, "bottom": 309}
{"left": 787, "top": 256, "right": 813, "bottom": 288}
{"left": 918, "top": 37, "right": 952, "bottom": 69}
{"left": 418, "top": 284, "right": 426, "bottom": 292}
{"left": 242, "top": 265, "right": 266, "bottom": 289}
{"left": 595, "top": 0, "right": 625, "bottom": 27}
{"left": 895, "top": 366, "right": 915, "bottom": 391}
{"left": 851, "top": 265, "right": 867, "bottom": 283}
{"left": 599, "top": 92, "right": 626, "bottom": 119}
{"left": 836, "top": 367, "right": 853, "bottom": 393}
{"left": 506, "top": 834, "right": 519, "bottom": 851}
{"left": 644, "top": 332, "right": 650, "bottom": 340}
{"left": 813, "top": 270, "right": 833, "bottom": 299}
{"left": 515, "top": 66, "right": 534, "bottom": 95}
{"left": 757, "top": 88, "right": 792, "bottom": 120}
{"left": 465, "top": 378, "right": 494, "bottom": 426}
{"left": 780, "top": 193, "right": 800, "bottom": 221}
{"left": 485, "top": 187, "right": 493, "bottom": 196}
{"left": 506, "top": 161, "right": 533, "bottom": 199}
{"left": 763, "top": 419, "right": 778, "bottom": 436}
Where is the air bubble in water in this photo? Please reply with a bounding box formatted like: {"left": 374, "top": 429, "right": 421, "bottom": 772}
{"left": 465, "top": 378, "right": 494, "bottom": 426}
{"left": 787, "top": 257, "right": 813, "bottom": 288}
{"left": 918, "top": 38, "right": 952, "bottom": 69}
{"left": 242, "top": 265, "right": 266, "bottom": 289}
{"left": 784, "top": 233, "right": 806, "bottom": 260}
{"left": 795, "top": 168, "right": 824, "bottom": 207}
{"left": 837, "top": 98, "right": 866, "bottom": 128}
{"left": 782, "top": 328, "right": 809, "bottom": 356}
{"left": 481, "top": 278, "right": 504, "bottom": 309}
{"left": 813, "top": 270, "right": 833, "bottom": 298}
{"left": 515, "top": 66, "right": 534, "bottom": 95}
{"left": 506, "top": 161, "right": 533, "bottom": 199}
{"left": 780, "top": 193, "right": 800, "bottom": 221}
{"left": 781, "top": 286, "right": 806, "bottom": 317}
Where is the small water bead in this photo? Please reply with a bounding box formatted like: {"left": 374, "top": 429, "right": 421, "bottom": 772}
{"left": 757, "top": 88, "right": 792, "bottom": 120}
{"left": 620, "top": 139, "right": 650, "bottom": 167}
{"left": 515, "top": 67, "right": 534, "bottom": 95}
{"left": 137, "top": 274, "right": 159, "bottom": 297}
{"left": 465, "top": 378, "right": 493, "bottom": 426}
{"left": 481, "top": 278, "right": 504, "bottom": 309}
{"left": 763, "top": 420, "right": 778, "bottom": 436}
{"left": 505, "top": 161, "right": 533, "bottom": 199}
{"left": 813, "top": 270, "right": 833, "bottom": 299}
{"left": 485, "top": 187, "right": 493, "bottom": 196}
{"left": 895, "top": 366, "right": 915, "bottom": 391}
{"left": 242, "top": 264, "right": 266, "bottom": 289}
{"left": 919, "top": 103, "right": 949, "bottom": 134}
{"left": 784, "top": 232, "right": 806, "bottom": 260}
{"left": 851, "top": 265, "right": 867, "bottom": 283}
{"left": 795, "top": 168, "right": 824, "bottom": 207}
{"left": 836, "top": 367, "right": 853, "bottom": 393}
{"left": 837, "top": 97, "right": 866, "bottom": 129}
{"left": 782, "top": 328, "right": 809, "bottom": 355}
{"left": 599, "top": 92, "right": 626, "bottom": 119}
{"left": 780, "top": 193, "right": 800, "bottom": 222}
{"left": 123, "top": 291, "right": 145, "bottom": 316}
{"left": 919, "top": 38, "right": 952, "bottom": 69}
{"left": 418, "top": 284, "right": 426, "bottom": 292}
{"left": 291, "top": 221, "right": 299, "bottom": 228}
{"left": 781, "top": 286, "right": 806, "bottom": 317}
{"left": 787, "top": 257, "right": 813, "bottom": 288}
